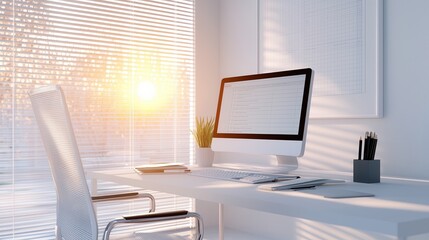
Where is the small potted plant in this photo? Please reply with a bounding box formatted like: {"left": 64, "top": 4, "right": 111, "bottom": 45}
{"left": 191, "top": 117, "right": 215, "bottom": 167}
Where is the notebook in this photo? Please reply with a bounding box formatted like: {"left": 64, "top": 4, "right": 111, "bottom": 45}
{"left": 134, "top": 163, "right": 190, "bottom": 174}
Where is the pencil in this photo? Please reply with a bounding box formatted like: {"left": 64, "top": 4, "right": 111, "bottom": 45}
{"left": 370, "top": 134, "right": 378, "bottom": 160}
{"left": 358, "top": 137, "right": 362, "bottom": 160}
{"left": 364, "top": 132, "right": 369, "bottom": 159}
{"left": 368, "top": 132, "right": 374, "bottom": 160}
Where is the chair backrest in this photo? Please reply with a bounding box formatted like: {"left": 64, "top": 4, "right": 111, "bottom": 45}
{"left": 29, "top": 85, "right": 98, "bottom": 240}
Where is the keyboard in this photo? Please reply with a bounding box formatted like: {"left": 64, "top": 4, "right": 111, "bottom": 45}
{"left": 190, "top": 168, "right": 299, "bottom": 184}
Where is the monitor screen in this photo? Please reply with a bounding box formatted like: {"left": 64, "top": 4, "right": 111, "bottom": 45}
{"left": 212, "top": 68, "right": 314, "bottom": 165}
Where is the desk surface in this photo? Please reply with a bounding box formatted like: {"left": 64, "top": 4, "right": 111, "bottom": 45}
{"left": 88, "top": 168, "right": 429, "bottom": 239}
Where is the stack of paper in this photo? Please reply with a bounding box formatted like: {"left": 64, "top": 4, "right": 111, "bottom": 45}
{"left": 258, "top": 177, "right": 345, "bottom": 191}
{"left": 134, "top": 163, "right": 190, "bottom": 174}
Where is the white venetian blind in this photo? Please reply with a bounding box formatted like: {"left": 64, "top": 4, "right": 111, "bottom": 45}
{"left": 0, "top": 0, "right": 195, "bottom": 239}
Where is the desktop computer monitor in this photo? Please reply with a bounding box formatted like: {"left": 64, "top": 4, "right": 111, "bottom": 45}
{"left": 211, "top": 68, "right": 314, "bottom": 173}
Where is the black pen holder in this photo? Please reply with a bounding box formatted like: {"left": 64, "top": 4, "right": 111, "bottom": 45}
{"left": 353, "top": 159, "right": 380, "bottom": 183}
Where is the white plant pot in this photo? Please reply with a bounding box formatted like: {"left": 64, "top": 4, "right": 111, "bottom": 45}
{"left": 195, "top": 147, "right": 214, "bottom": 167}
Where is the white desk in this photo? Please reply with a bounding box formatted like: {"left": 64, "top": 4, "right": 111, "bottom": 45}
{"left": 88, "top": 168, "right": 429, "bottom": 240}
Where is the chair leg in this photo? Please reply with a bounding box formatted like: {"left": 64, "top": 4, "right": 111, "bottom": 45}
{"left": 140, "top": 193, "right": 156, "bottom": 213}
{"left": 55, "top": 225, "right": 61, "bottom": 240}
{"left": 187, "top": 212, "right": 204, "bottom": 240}
{"left": 102, "top": 219, "right": 121, "bottom": 240}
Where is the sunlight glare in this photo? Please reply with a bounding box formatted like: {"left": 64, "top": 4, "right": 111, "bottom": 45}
{"left": 137, "top": 81, "right": 157, "bottom": 102}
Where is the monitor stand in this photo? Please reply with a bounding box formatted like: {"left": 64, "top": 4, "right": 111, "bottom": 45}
{"left": 214, "top": 155, "right": 299, "bottom": 175}
{"left": 213, "top": 153, "right": 299, "bottom": 175}
{"left": 275, "top": 155, "right": 298, "bottom": 173}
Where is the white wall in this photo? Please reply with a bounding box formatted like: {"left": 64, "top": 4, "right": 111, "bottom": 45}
{"left": 196, "top": 0, "right": 429, "bottom": 239}
{"left": 198, "top": 0, "right": 429, "bottom": 181}
{"left": 195, "top": 0, "right": 220, "bottom": 118}
{"left": 300, "top": 0, "right": 429, "bottom": 180}
{"left": 194, "top": 0, "right": 221, "bottom": 230}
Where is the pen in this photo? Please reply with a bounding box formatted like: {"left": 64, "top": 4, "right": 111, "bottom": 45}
{"left": 362, "top": 131, "right": 378, "bottom": 160}
{"left": 367, "top": 132, "right": 374, "bottom": 160}
{"left": 370, "top": 134, "right": 378, "bottom": 160}
{"left": 358, "top": 137, "right": 362, "bottom": 160}
{"left": 364, "top": 132, "right": 369, "bottom": 159}
{"left": 291, "top": 185, "right": 316, "bottom": 190}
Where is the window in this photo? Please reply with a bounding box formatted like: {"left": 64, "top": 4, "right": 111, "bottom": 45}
{"left": 0, "top": 0, "right": 195, "bottom": 238}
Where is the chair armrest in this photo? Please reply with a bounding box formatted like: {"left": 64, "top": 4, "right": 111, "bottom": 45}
{"left": 123, "top": 210, "right": 188, "bottom": 220}
{"left": 102, "top": 211, "right": 204, "bottom": 240}
{"left": 92, "top": 192, "right": 155, "bottom": 212}
{"left": 91, "top": 192, "right": 139, "bottom": 202}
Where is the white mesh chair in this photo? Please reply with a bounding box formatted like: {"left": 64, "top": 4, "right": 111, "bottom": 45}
{"left": 29, "top": 85, "right": 203, "bottom": 240}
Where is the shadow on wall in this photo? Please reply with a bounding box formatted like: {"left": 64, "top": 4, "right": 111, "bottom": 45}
{"left": 300, "top": 120, "right": 371, "bottom": 173}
